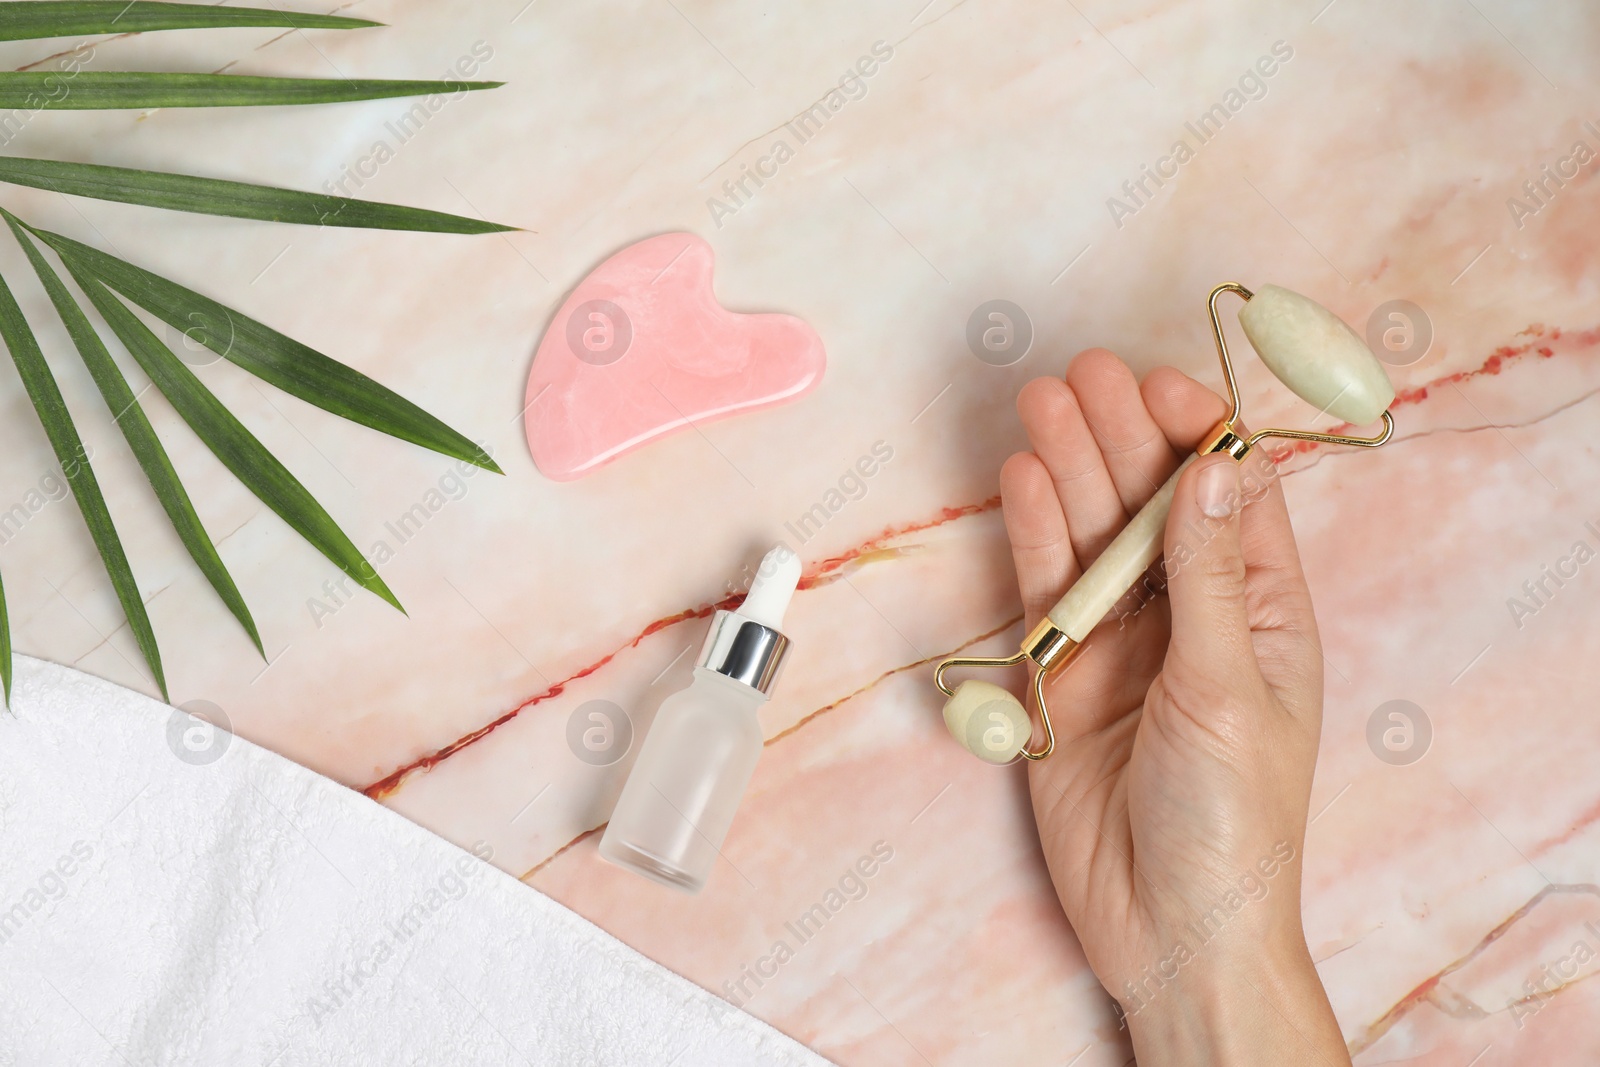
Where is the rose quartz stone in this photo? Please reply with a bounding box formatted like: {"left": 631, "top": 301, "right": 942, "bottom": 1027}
{"left": 524, "top": 233, "right": 826, "bottom": 481}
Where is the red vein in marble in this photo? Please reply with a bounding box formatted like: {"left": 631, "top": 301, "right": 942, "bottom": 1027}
{"left": 1276, "top": 324, "right": 1578, "bottom": 455}
{"left": 363, "top": 601, "right": 724, "bottom": 799}
{"left": 807, "top": 497, "right": 1002, "bottom": 579}
{"left": 361, "top": 497, "right": 1001, "bottom": 799}
{"left": 364, "top": 327, "right": 1586, "bottom": 801}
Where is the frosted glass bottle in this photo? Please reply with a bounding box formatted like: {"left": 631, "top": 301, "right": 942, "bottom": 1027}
{"left": 600, "top": 545, "right": 801, "bottom": 893}
{"left": 599, "top": 667, "right": 767, "bottom": 891}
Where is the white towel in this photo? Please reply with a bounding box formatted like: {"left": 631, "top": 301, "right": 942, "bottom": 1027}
{"left": 0, "top": 656, "right": 834, "bottom": 1067}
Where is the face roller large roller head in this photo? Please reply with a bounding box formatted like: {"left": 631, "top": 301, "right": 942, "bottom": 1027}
{"left": 935, "top": 283, "right": 1397, "bottom": 764}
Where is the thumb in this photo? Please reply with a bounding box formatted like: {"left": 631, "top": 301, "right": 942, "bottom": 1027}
{"left": 1162, "top": 454, "right": 1256, "bottom": 677}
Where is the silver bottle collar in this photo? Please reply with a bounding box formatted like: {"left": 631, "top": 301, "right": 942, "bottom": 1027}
{"left": 696, "top": 610, "right": 790, "bottom": 695}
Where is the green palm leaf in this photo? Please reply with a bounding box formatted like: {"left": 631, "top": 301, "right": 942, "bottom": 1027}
{"left": 66, "top": 269, "right": 404, "bottom": 615}
{"left": 0, "top": 6, "right": 507, "bottom": 693}
{"left": 0, "top": 269, "right": 166, "bottom": 699}
{"left": 0, "top": 566, "right": 10, "bottom": 706}
{"left": 0, "top": 157, "right": 514, "bottom": 233}
{"left": 31, "top": 225, "right": 501, "bottom": 473}
{"left": 0, "top": 72, "right": 501, "bottom": 110}
{"left": 6, "top": 213, "right": 263, "bottom": 656}
{"left": 0, "top": 1, "right": 380, "bottom": 40}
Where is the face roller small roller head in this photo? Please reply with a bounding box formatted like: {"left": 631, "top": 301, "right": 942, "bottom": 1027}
{"left": 935, "top": 283, "right": 1397, "bottom": 764}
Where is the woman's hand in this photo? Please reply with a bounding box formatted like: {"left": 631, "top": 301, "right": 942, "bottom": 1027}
{"left": 1001, "top": 349, "right": 1350, "bottom": 1066}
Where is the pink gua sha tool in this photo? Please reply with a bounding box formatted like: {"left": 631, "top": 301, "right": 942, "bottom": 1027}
{"left": 524, "top": 233, "right": 826, "bottom": 481}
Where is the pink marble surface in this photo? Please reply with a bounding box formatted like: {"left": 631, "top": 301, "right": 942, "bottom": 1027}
{"left": 2, "top": 1, "right": 1599, "bottom": 1063}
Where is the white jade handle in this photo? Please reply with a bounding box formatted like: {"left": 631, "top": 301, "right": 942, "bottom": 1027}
{"left": 1046, "top": 454, "right": 1197, "bottom": 642}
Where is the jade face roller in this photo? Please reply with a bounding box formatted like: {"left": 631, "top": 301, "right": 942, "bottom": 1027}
{"left": 935, "top": 282, "right": 1397, "bottom": 764}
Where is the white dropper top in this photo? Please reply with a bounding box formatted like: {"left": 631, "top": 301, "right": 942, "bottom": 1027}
{"left": 737, "top": 545, "right": 802, "bottom": 630}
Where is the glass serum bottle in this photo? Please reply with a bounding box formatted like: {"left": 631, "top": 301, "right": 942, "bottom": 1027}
{"left": 600, "top": 545, "right": 800, "bottom": 892}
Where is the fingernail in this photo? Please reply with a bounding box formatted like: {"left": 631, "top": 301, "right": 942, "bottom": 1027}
{"left": 1196, "top": 459, "right": 1239, "bottom": 519}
